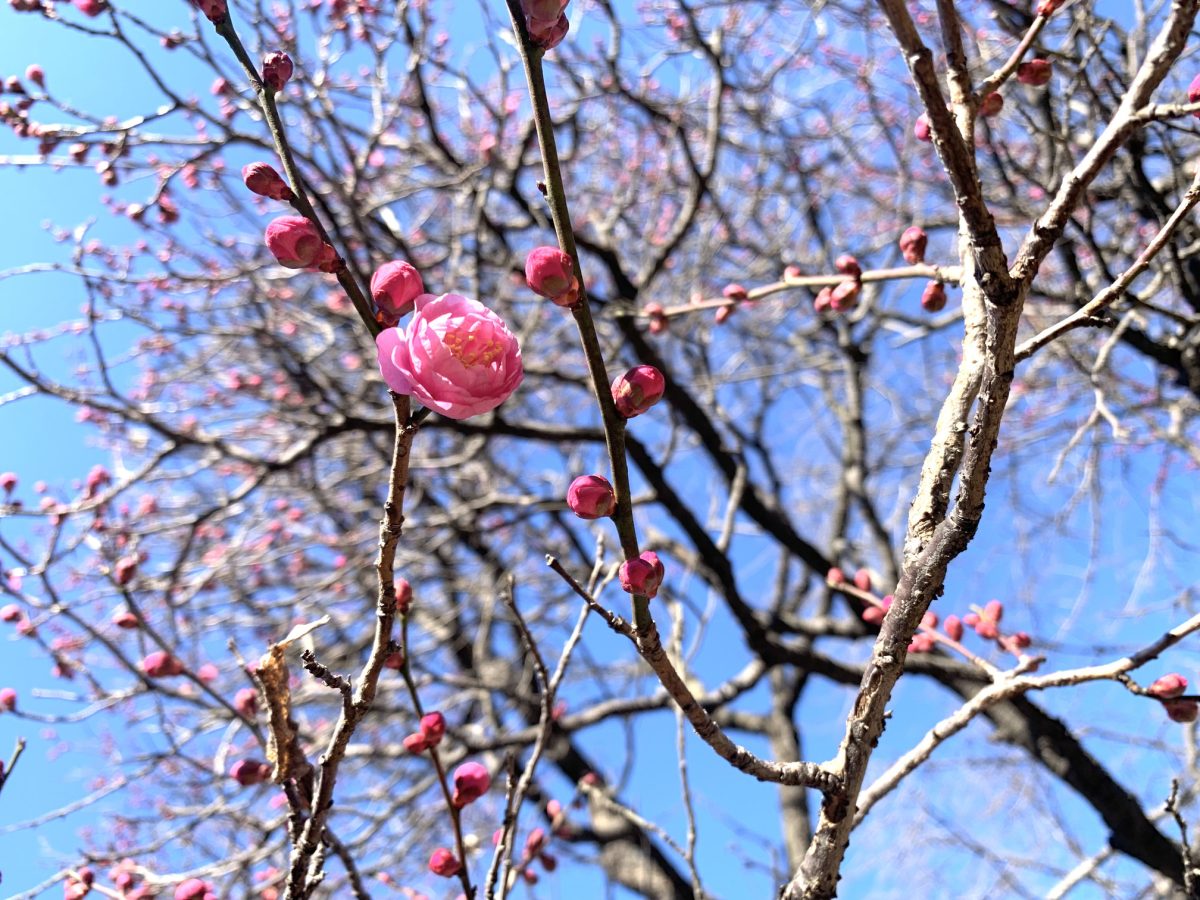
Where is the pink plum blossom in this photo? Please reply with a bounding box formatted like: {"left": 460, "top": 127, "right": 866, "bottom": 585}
{"left": 375, "top": 293, "right": 523, "bottom": 420}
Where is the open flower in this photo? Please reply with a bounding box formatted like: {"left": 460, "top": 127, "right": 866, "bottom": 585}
{"left": 375, "top": 293, "right": 523, "bottom": 420}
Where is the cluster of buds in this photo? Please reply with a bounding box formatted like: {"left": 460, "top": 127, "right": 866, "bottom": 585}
{"left": 815, "top": 254, "right": 862, "bottom": 313}
{"left": 1148, "top": 674, "right": 1197, "bottom": 723}
{"left": 520, "top": 0, "right": 570, "bottom": 50}
{"left": 174, "top": 879, "right": 218, "bottom": 900}
{"left": 525, "top": 246, "right": 579, "bottom": 307}
{"left": 402, "top": 711, "right": 446, "bottom": 753}
{"left": 63, "top": 868, "right": 94, "bottom": 900}
{"left": 498, "top": 825, "right": 558, "bottom": 886}
{"left": 619, "top": 550, "right": 665, "bottom": 599}
{"left": 642, "top": 302, "right": 668, "bottom": 334}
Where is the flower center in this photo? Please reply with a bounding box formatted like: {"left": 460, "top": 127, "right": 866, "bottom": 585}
{"left": 443, "top": 325, "right": 503, "bottom": 368}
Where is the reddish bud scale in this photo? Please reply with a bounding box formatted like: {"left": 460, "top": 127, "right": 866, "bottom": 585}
{"left": 979, "top": 92, "right": 1003, "bottom": 117}
{"left": 1165, "top": 699, "right": 1199, "bottom": 723}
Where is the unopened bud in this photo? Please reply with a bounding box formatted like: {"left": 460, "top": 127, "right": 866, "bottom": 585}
{"left": 1017, "top": 59, "right": 1052, "bottom": 87}
{"left": 899, "top": 226, "right": 927, "bottom": 264}
{"left": 566, "top": 474, "right": 617, "bottom": 519}
{"left": 921, "top": 281, "right": 947, "bottom": 312}
{"left": 262, "top": 52, "right": 294, "bottom": 93}
{"left": 619, "top": 551, "right": 665, "bottom": 599}
{"left": 525, "top": 246, "right": 579, "bottom": 307}
{"left": 242, "top": 162, "right": 294, "bottom": 201}
{"left": 611, "top": 365, "right": 665, "bottom": 418}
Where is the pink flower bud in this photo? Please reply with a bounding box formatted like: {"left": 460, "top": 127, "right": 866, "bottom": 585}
{"left": 1149, "top": 674, "right": 1188, "bottom": 699}
{"left": 191, "top": 0, "right": 227, "bottom": 22}
{"left": 920, "top": 611, "right": 938, "bottom": 629}
{"left": 235, "top": 687, "right": 258, "bottom": 717}
{"left": 383, "top": 650, "right": 405, "bottom": 670}
{"left": 546, "top": 798, "right": 563, "bottom": 819}
{"left": 197, "top": 663, "right": 219, "bottom": 683}
{"left": 112, "top": 609, "right": 140, "bottom": 629}
{"left": 264, "top": 215, "right": 334, "bottom": 270}
{"left": 943, "top": 615, "right": 964, "bottom": 642}
{"left": 979, "top": 92, "right": 1003, "bottom": 117}
{"left": 525, "top": 826, "right": 547, "bottom": 854}
{"left": 25, "top": 65, "right": 43, "bottom": 88}
{"left": 402, "top": 732, "right": 430, "bottom": 753}
{"left": 262, "top": 52, "right": 294, "bottom": 93}
{"left": 0, "top": 472, "right": 15, "bottom": 492}
{"left": 1189, "top": 74, "right": 1200, "bottom": 118}
{"left": 643, "top": 302, "right": 668, "bottom": 334}
{"left": 714, "top": 304, "right": 735, "bottom": 324}
{"left": 371, "top": 261, "right": 425, "bottom": 319}
{"left": 830, "top": 280, "right": 860, "bottom": 311}
{"left": 1165, "top": 699, "right": 1199, "bottom": 723}
{"left": 419, "top": 711, "right": 445, "bottom": 746}
{"left": 540, "top": 852, "right": 558, "bottom": 871}
{"left": 522, "top": 0, "right": 565, "bottom": 19}
{"left": 921, "top": 281, "right": 947, "bottom": 312}
{"left": 525, "top": 246, "right": 579, "bottom": 307}
{"left": 826, "top": 567, "right": 845, "bottom": 585}
{"left": 566, "top": 474, "right": 617, "bottom": 519}
{"left": 619, "top": 551, "right": 665, "bottom": 599}
{"left": 395, "top": 577, "right": 413, "bottom": 614}
{"left": 834, "top": 254, "right": 861, "bottom": 278}
{"left": 861, "top": 605, "right": 884, "bottom": 625}
{"left": 852, "top": 568, "right": 871, "bottom": 592}
{"left": 813, "top": 287, "right": 833, "bottom": 313}
{"left": 983, "top": 599, "right": 1004, "bottom": 622}
{"left": 899, "top": 226, "right": 928, "bottom": 264}
{"left": 908, "top": 633, "right": 936, "bottom": 654}
{"left": 914, "top": 113, "right": 932, "bottom": 143}
{"left": 452, "top": 761, "right": 491, "bottom": 807}
{"left": 72, "top": 0, "right": 108, "bottom": 15}
{"left": 114, "top": 554, "right": 138, "bottom": 586}
{"left": 0, "top": 687, "right": 16, "bottom": 711}
{"left": 174, "top": 879, "right": 217, "bottom": 900}
{"left": 141, "top": 650, "right": 185, "bottom": 678}
{"left": 611, "top": 365, "right": 665, "bottom": 418}
{"left": 722, "top": 283, "right": 748, "bottom": 302}
{"left": 784, "top": 265, "right": 803, "bottom": 280}
{"left": 428, "top": 848, "right": 462, "bottom": 878}
{"left": 230, "top": 759, "right": 271, "bottom": 786}
{"left": 1017, "top": 59, "right": 1052, "bottom": 87}
{"left": 1009, "top": 631, "right": 1031, "bottom": 650}
{"left": 528, "top": 14, "right": 570, "bottom": 50}
{"left": 1035, "top": 0, "right": 1063, "bottom": 14}
{"left": 242, "top": 162, "right": 294, "bottom": 201}
{"left": 0, "top": 604, "right": 20, "bottom": 622}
